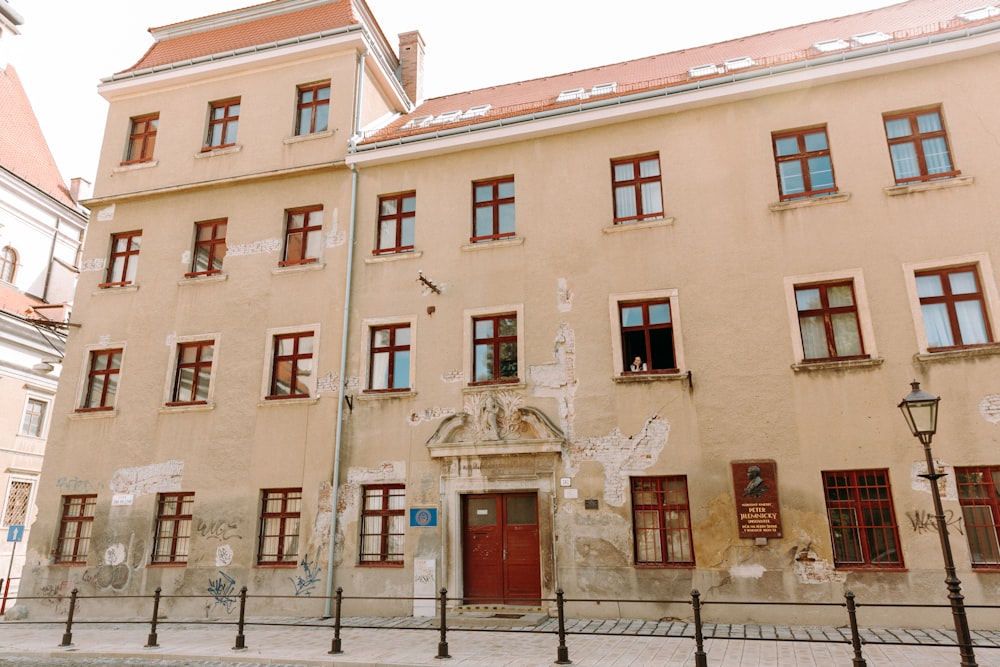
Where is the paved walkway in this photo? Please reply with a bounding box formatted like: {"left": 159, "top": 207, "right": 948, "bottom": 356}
{"left": 0, "top": 616, "right": 998, "bottom": 666}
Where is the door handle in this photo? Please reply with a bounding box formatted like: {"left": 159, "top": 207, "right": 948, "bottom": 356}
{"left": 503, "top": 548, "right": 507, "bottom": 560}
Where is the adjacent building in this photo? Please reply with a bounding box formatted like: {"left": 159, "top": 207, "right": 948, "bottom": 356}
{"left": 19, "top": 0, "right": 1000, "bottom": 628}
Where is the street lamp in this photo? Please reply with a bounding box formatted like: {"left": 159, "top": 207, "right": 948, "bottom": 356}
{"left": 898, "top": 380, "right": 977, "bottom": 666}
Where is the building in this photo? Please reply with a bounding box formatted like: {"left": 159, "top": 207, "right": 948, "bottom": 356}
{"left": 19, "top": 0, "right": 1000, "bottom": 629}
{"left": 0, "top": 0, "right": 88, "bottom": 607}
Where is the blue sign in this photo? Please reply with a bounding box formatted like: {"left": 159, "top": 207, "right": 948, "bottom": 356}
{"left": 409, "top": 507, "right": 437, "bottom": 527}
{"left": 6, "top": 525, "right": 24, "bottom": 543}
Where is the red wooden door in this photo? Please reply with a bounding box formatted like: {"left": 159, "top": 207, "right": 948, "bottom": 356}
{"left": 463, "top": 493, "right": 540, "bottom": 605}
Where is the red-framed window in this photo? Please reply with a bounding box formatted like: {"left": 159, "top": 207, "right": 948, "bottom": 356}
{"left": 258, "top": 488, "right": 301, "bottom": 565}
{"left": 204, "top": 98, "right": 240, "bottom": 151}
{"left": 611, "top": 154, "right": 663, "bottom": 224}
{"left": 368, "top": 324, "right": 411, "bottom": 391}
{"left": 281, "top": 206, "right": 324, "bottom": 266}
{"left": 956, "top": 466, "right": 1000, "bottom": 568}
{"left": 631, "top": 476, "right": 694, "bottom": 567}
{"left": 1, "top": 246, "right": 17, "bottom": 283}
{"left": 794, "top": 280, "right": 865, "bottom": 362}
{"left": 883, "top": 107, "right": 958, "bottom": 184}
{"left": 619, "top": 299, "right": 676, "bottom": 373}
{"left": 359, "top": 484, "right": 405, "bottom": 565}
{"left": 268, "top": 332, "right": 313, "bottom": 399}
{"left": 55, "top": 494, "right": 96, "bottom": 564}
{"left": 20, "top": 398, "right": 47, "bottom": 437}
{"left": 472, "top": 177, "right": 515, "bottom": 242}
{"left": 123, "top": 113, "right": 158, "bottom": 165}
{"left": 100, "top": 231, "right": 141, "bottom": 288}
{"left": 916, "top": 265, "right": 992, "bottom": 351}
{"left": 374, "top": 193, "right": 416, "bottom": 254}
{"left": 296, "top": 82, "right": 330, "bottom": 135}
{"left": 169, "top": 341, "right": 214, "bottom": 405}
{"left": 151, "top": 492, "right": 194, "bottom": 565}
{"left": 822, "top": 469, "right": 903, "bottom": 569}
{"left": 772, "top": 127, "right": 836, "bottom": 200}
{"left": 79, "top": 349, "right": 123, "bottom": 411}
{"left": 187, "top": 219, "right": 227, "bottom": 277}
{"left": 472, "top": 314, "right": 518, "bottom": 384}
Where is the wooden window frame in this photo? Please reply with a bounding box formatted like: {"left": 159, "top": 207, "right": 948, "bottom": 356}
{"left": 471, "top": 176, "right": 515, "bottom": 243}
{"left": 611, "top": 154, "right": 664, "bottom": 224}
{"left": 281, "top": 206, "right": 324, "bottom": 266}
{"left": 79, "top": 348, "right": 123, "bottom": 412}
{"left": 0, "top": 246, "right": 17, "bottom": 283}
{"left": 619, "top": 298, "right": 677, "bottom": 374}
{"left": 267, "top": 332, "right": 313, "bottom": 399}
{"left": 296, "top": 82, "right": 330, "bottom": 136}
{"left": 883, "top": 107, "right": 959, "bottom": 185}
{"left": 374, "top": 192, "right": 416, "bottom": 255}
{"left": 186, "top": 219, "right": 227, "bottom": 277}
{"left": 204, "top": 98, "right": 240, "bottom": 151}
{"left": 359, "top": 484, "right": 405, "bottom": 566}
{"left": 630, "top": 476, "right": 695, "bottom": 567}
{"left": 55, "top": 494, "right": 96, "bottom": 564}
{"left": 822, "top": 469, "right": 904, "bottom": 570}
{"left": 772, "top": 127, "right": 837, "bottom": 200}
{"left": 916, "top": 265, "right": 993, "bottom": 351}
{"left": 471, "top": 313, "right": 519, "bottom": 385}
{"left": 794, "top": 280, "right": 866, "bottom": 362}
{"left": 257, "top": 488, "right": 301, "bottom": 565}
{"left": 151, "top": 492, "right": 194, "bottom": 565}
{"left": 100, "top": 231, "right": 141, "bottom": 288}
{"left": 168, "top": 341, "right": 214, "bottom": 406}
{"left": 123, "top": 113, "right": 158, "bottom": 165}
{"left": 367, "top": 324, "right": 411, "bottom": 392}
{"left": 956, "top": 466, "right": 1000, "bottom": 568}
{"left": 20, "top": 397, "right": 48, "bottom": 437}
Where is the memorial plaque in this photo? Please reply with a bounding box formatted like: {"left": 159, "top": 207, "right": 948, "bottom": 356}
{"left": 731, "top": 460, "right": 782, "bottom": 539}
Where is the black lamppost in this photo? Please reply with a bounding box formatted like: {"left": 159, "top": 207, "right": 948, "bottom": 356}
{"left": 898, "top": 380, "right": 977, "bottom": 666}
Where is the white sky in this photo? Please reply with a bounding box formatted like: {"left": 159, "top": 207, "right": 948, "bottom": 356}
{"left": 9, "top": 0, "right": 903, "bottom": 185}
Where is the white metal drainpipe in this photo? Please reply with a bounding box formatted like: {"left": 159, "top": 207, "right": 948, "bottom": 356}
{"left": 325, "top": 48, "right": 367, "bottom": 618}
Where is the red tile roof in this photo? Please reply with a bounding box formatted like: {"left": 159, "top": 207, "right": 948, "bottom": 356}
{"left": 360, "top": 0, "right": 999, "bottom": 145}
{"left": 0, "top": 283, "right": 43, "bottom": 318}
{"left": 0, "top": 64, "right": 75, "bottom": 208}
{"left": 120, "top": 0, "right": 364, "bottom": 74}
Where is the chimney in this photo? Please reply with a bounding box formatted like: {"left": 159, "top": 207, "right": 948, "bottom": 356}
{"left": 70, "top": 177, "right": 92, "bottom": 204}
{"left": 398, "top": 31, "right": 425, "bottom": 105}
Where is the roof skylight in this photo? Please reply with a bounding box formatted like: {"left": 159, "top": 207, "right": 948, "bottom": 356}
{"left": 590, "top": 82, "right": 618, "bottom": 96}
{"left": 401, "top": 115, "right": 434, "bottom": 130}
{"left": 463, "top": 105, "right": 492, "bottom": 119}
{"left": 688, "top": 64, "right": 722, "bottom": 78}
{"left": 430, "top": 110, "right": 462, "bottom": 125}
{"left": 851, "top": 31, "right": 891, "bottom": 45}
{"left": 556, "top": 88, "right": 586, "bottom": 102}
{"left": 724, "top": 56, "right": 755, "bottom": 71}
{"left": 957, "top": 5, "right": 1000, "bottom": 21}
{"left": 813, "top": 39, "right": 850, "bottom": 52}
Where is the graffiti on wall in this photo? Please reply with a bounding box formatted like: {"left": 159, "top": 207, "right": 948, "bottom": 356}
{"left": 906, "top": 508, "right": 964, "bottom": 535}
{"left": 110, "top": 460, "right": 184, "bottom": 497}
{"left": 82, "top": 533, "right": 146, "bottom": 592}
{"left": 56, "top": 477, "right": 94, "bottom": 493}
{"left": 290, "top": 554, "right": 321, "bottom": 596}
{"left": 196, "top": 518, "right": 241, "bottom": 541}
{"left": 208, "top": 571, "right": 238, "bottom": 613}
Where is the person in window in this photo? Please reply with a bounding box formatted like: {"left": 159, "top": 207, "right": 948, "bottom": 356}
{"left": 630, "top": 356, "right": 647, "bottom": 372}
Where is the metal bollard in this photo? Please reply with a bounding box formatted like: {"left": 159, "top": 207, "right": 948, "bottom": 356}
{"left": 329, "top": 586, "right": 343, "bottom": 655}
{"left": 436, "top": 587, "right": 450, "bottom": 659}
{"left": 845, "top": 591, "right": 867, "bottom": 667}
{"left": 233, "top": 586, "right": 248, "bottom": 651}
{"left": 60, "top": 588, "right": 78, "bottom": 647}
{"left": 691, "top": 589, "right": 707, "bottom": 667}
{"left": 554, "top": 588, "right": 571, "bottom": 664}
{"left": 145, "top": 586, "right": 161, "bottom": 648}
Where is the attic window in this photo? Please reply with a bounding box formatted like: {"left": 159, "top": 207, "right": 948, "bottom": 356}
{"left": 556, "top": 88, "right": 587, "bottom": 102}
{"left": 851, "top": 31, "right": 890, "bottom": 45}
{"left": 402, "top": 115, "right": 434, "bottom": 130}
{"left": 463, "top": 105, "right": 492, "bottom": 119}
{"left": 431, "top": 110, "right": 463, "bottom": 125}
{"left": 957, "top": 5, "right": 1000, "bottom": 21}
{"left": 688, "top": 64, "right": 721, "bottom": 78}
{"left": 724, "top": 56, "right": 755, "bottom": 71}
{"left": 591, "top": 82, "right": 617, "bottom": 96}
{"left": 813, "top": 39, "right": 850, "bottom": 52}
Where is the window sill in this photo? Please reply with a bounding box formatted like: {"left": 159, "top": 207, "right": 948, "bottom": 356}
{"left": 283, "top": 129, "right": 334, "bottom": 145}
{"left": 113, "top": 160, "right": 158, "bottom": 173}
{"left": 884, "top": 175, "right": 973, "bottom": 196}
{"left": 634, "top": 563, "right": 696, "bottom": 569}
{"left": 463, "top": 382, "right": 525, "bottom": 395}
{"left": 768, "top": 192, "right": 851, "bottom": 212}
{"left": 255, "top": 561, "right": 298, "bottom": 568}
{"left": 613, "top": 371, "right": 690, "bottom": 385}
{"left": 461, "top": 236, "right": 524, "bottom": 252}
{"left": 148, "top": 561, "right": 188, "bottom": 568}
{"left": 159, "top": 402, "right": 215, "bottom": 414}
{"left": 602, "top": 216, "right": 675, "bottom": 234}
{"left": 791, "top": 357, "right": 883, "bottom": 372}
{"left": 833, "top": 565, "right": 907, "bottom": 573}
{"left": 69, "top": 409, "right": 117, "bottom": 420}
{"left": 271, "top": 261, "right": 325, "bottom": 276}
{"left": 357, "top": 561, "right": 405, "bottom": 568}
{"left": 358, "top": 390, "right": 417, "bottom": 401}
{"left": 195, "top": 145, "right": 243, "bottom": 159}
{"left": 178, "top": 273, "right": 227, "bottom": 286}
{"left": 52, "top": 561, "right": 87, "bottom": 567}
{"left": 365, "top": 250, "right": 423, "bottom": 264}
{"left": 914, "top": 343, "right": 1000, "bottom": 363}
{"left": 258, "top": 396, "right": 319, "bottom": 407}
{"left": 93, "top": 284, "right": 139, "bottom": 295}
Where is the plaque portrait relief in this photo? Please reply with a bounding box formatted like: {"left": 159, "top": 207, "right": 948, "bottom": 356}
{"left": 731, "top": 460, "right": 782, "bottom": 539}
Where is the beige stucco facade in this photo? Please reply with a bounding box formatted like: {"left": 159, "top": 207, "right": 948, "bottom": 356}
{"left": 19, "top": 1, "right": 1000, "bottom": 629}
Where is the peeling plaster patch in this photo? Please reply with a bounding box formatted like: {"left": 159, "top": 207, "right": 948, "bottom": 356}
{"left": 226, "top": 239, "right": 282, "bottom": 256}
{"left": 729, "top": 564, "right": 766, "bottom": 579}
{"left": 98, "top": 335, "right": 111, "bottom": 346}
{"left": 794, "top": 546, "right": 845, "bottom": 584}
{"left": 181, "top": 250, "right": 191, "bottom": 266}
{"left": 911, "top": 459, "right": 957, "bottom": 500}
{"left": 165, "top": 332, "right": 177, "bottom": 347}
{"left": 557, "top": 278, "right": 573, "bottom": 312}
{"left": 216, "top": 545, "right": 234, "bottom": 567}
{"left": 81, "top": 258, "right": 106, "bottom": 273}
{"left": 317, "top": 373, "right": 337, "bottom": 393}
{"left": 336, "top": 463, "right": 406, "bottom": 556}
{"left": 529, "top": 323, "right": 578, "bottom": 440}
{"left": 96, "top": 205, "right": 115, "bottom": 222}
{"left": 440, "top": 370, "right": 464, "bottom": 383}
{"left": 325, "top": 231, "right": 346, "bottom": 247}
{"left": 310, "top": 482, "right": 333, "bottom": 554}
{"left": 346, "top": 376, "right": 359, "bottom": 391}
{"left": 110, "top": 460, "right": 184, "bottom": 497}
{"left": 563, "top": 417, "right": 669, "bottom": 507}
{"left": 104, "top": 543, "right": 126, "bottom": 566}
{"left": 979, "top": 395, "right": 1000, "bottom": 423}
{"left": 407, "top": 407, "right": 456, "bottom": 426}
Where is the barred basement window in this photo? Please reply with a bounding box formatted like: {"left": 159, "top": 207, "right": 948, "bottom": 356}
{"left": 151, "top": 492, "right": 194, "bottom": 564}
{"left": 359, "top": 485, "right": 405, "bottom": 565}
{"left": 630, "top": 476, "right": 694, "bottom": 567}
{"left": 822, "top": 469, "right": 903, "bottom": 568}
{"left": 257, "top": 488, "right": 301, "bottom": 565}
{"left": 55, "top": 495, "right": 96, "bottom": 564}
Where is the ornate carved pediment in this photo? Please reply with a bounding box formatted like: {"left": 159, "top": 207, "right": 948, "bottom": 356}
{"left": 426, "top": 390, "right": 565, "bottom": 457}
